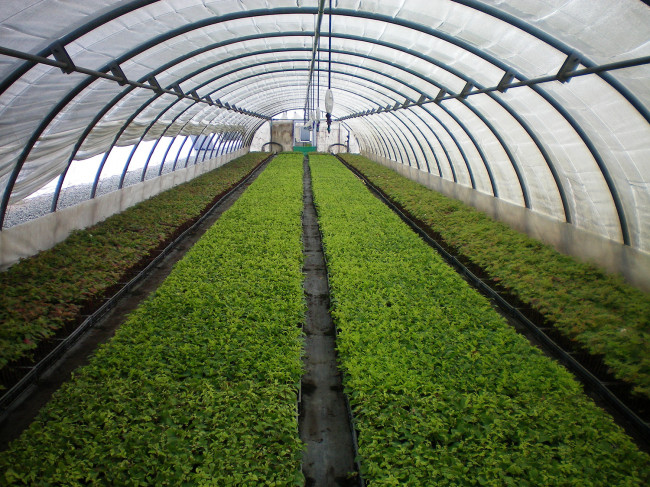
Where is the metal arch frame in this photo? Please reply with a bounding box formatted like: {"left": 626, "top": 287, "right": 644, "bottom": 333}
{"left": 115, "top": 80, "right": 364, "bottom": 201}
{"left": 414, "top": 107, "right": 458, "bottom": 182}
{"left": 386, "top": 107, "right": 435, "bottom": 174}
{"left": 167, "top": 105, "right": 253, "bottom": 171}
{"left": 345, "top": 117, "right": 390, "bottom": 162}
{"left": 198, "top": 131, "right": 223, "bottom": 162}
{"left": 445, "top": 0, "right": 650, "bottom": 125}
{"left": 207, "top": 74, "right": 406, "bottom": 163}
{"left": 370, "top": 112, "right": 408, "bottom": 166}
{"left": 0, "top": 9, "right": 634, "bottom": 242}
{"left": 2, "top": 3, "right": 644, "bottom": 126}
{"left": 2, "top": 32, "right": 529, "bottom": 224}
{"left": 323, "top": 39, "right": 566, "bottom": 217}
{"left": 58, "top": 66, "right": 445, "bottom": 219}
{"left": 42, "top": 43, "right": 446, "bottom": 216}
{"left": 89, "top": 93, "right": 179, "bottom": 198}
{"left": 53, "top": 51, "right": 355, "bottom": 213}
{"left": 146, "top": 103, "right": 199, "bottom": 178}
{"left": 395, "top": 108, "right": 442, "bottom": 177}
{"left": 169, "top": 107, "right": 257, "bottom": 170}
{"left": 0, "top": 11, "right": 628, "bottom": 237}
{"left": 145, "top": 47, "right": 496, "bottom": 194}
{"left": 48, "top": 86, "right": 163, "bottom": 210}
{"left": 381, "top": 111, "right": 421, "bottom": 169}
{"left": 54, "top": 84, "right": 245, "bottom": 211}
{"left": 199, "top": 65, "right": 475, "bottom": 184}
{"left": 190, "top": 132, "right": 214, "bottom": 165}
{"left": 350, "top": 118, "right": 392, "bottom": 161}
{"left": 133, "top": 101, "right": 219, "bottom": 181}
{"left": 320, "top": 44, "right": 541, "bottom": 206}
{"left": 234, "top": 89, "right": 392, "bottom": 156}
{"left": 158, "top": 37, "right": 560, "bottom": 207}
{"left": 322, "top": 23, "right": 626, "bottom": 238}
{"left": 214, "top": 64, "right": 484, "bottom": 192}
{"left": 309, "top": 36, "right": 586, "bottom": 221}
{"left": 326, "top": 64, "right": 497, "bottom": 191}
{"left": 171, "top": 136, "right": 192, "bottom": 171}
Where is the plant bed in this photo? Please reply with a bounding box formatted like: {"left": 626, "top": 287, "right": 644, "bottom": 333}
{"left": 339, "top": 154, "right": 650, "bottom": 401}
{"left": 1, "top": 153, "right": 306, "bottom": 484}
{"left": 310, "top": 154, "right": 650, "bottom": 485}
{"left": 0, "top": 152, "right": 269, "bottom": 376}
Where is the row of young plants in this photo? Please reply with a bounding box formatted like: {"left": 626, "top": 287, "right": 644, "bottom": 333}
{"left": 339, "top": 154, "right": 650, "bottom": 400}
{"left": 310, "top": 154, "right": 650, "bottom": 485}
{"left": 0, "top": 152, "right": 269, "bottom": 370}
{"left": 1, "top": 153, "right": 306, "bottom": 485}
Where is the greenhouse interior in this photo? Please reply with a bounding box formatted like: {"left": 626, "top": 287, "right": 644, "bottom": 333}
{"left": 0, "top": 0, "right": 649, "bottom": 485}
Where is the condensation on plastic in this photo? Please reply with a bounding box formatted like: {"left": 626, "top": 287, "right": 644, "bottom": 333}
{"left": 0, "top": 0, "right": 648, "bottom": 252}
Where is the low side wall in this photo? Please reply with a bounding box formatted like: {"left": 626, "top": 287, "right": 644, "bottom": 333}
{"left": 0, "top": 149, "right": 246, "bottom": 270}
{"left": 362, "top": 151, "right": 650, "bottom": 292}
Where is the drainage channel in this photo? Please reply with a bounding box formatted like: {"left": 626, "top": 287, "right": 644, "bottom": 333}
{"left": 0, "top": 154, "right": 274, "bottom": 451}
{"left": 300, "top": 155, "right": 361, "bottom": 486}
{"left": 334, "top": 154, "right": 650, "bottom": 451}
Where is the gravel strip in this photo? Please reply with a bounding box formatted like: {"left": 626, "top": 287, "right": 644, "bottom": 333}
{"left": 3, "top": 160, "right": 185, "bottom": 228}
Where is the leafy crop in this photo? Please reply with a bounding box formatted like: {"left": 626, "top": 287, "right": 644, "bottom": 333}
{"left": 310, "top": 154, "right": 650, "bottom": 485}
{"left": 339, "top": 154, "right": 650, "bottom": 400}
{"left": 0, "top": 152, "right": 269, "bottom": 370}
{"left": 1, "top": 153, "right": 306, "bottom": 485}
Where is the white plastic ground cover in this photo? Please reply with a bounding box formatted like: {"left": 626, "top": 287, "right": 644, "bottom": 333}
{"left": 0, "top": 0, "right": 648, "bottom": 255}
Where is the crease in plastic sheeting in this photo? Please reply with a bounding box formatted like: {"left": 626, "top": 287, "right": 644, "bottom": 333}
{"left": 541, "top": 75, "right": 650, "bottom": 220}
{"left": 469, "top": 92, "right": 563, "bottom": 216}
{"left": 563, "top": 170, "right": 622, "bottom": 243}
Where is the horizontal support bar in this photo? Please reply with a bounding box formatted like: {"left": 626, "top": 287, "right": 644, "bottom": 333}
{"left": 338, "top": 54, "right": 650, "bottom": 120}
{"left": 0, "top": 45, "right": 270, "bottom": 120}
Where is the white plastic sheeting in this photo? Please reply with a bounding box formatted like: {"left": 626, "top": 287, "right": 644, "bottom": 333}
{"left": 0, "top": 0, "right": 648, "bottom": 255}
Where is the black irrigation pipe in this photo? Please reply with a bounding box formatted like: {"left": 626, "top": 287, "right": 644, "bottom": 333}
{"left": 333, "top": 154, "right": 650, "bottom": 449}
{"left": 343, "top": 375, "right": 364, "bottom": 487}
{"left": 0, "top": 153, "right": 275, "bottom": 414}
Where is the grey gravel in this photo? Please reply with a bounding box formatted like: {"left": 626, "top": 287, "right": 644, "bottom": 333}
{"left": 3, "top": 159, "right": 181, "bottom": 229}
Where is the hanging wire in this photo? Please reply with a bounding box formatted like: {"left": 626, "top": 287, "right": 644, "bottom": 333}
{"left": 318, "top": 45, "right": 320, "bottom": 105}
{"left": 326, "top": 0, "right": 333, "bottom": 133}
{"left": 328, "top": 0, "right": 332, "bottom": 91}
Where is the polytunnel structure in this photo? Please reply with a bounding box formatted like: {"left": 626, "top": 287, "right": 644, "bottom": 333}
{"left": 0, "top": 0, "right": 649, "bottom": 280}
{"left": 1, "top": 1, "right": 650, "bottom": 485}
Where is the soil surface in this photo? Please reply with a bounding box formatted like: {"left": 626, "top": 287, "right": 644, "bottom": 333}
{"left": 0, "top": 158, "right": 271, "bottom": 451}
{"left": 300, "top": 156, "right": 359, "bottom": 486}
